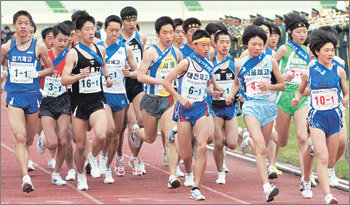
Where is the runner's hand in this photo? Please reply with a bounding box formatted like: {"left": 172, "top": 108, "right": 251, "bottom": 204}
{"left": 106, "top": 76, "right": 113, "bottom": 88}
{"left": 226, "top": 94, "right": 234, "bottom": 105}
{"left": 79, "top": 67, "right": 90, "bottom": 79}
{"left": 342, "top": 97, "right": 349, "bottom": 108}
{"left": 179, "top": 97, "right": 193, "bottom": 108}
{"left": 284, "top": 73, "right": 294, "bottom": 82}
{"left": 212, "top": 90, "right": 221, "bottom": 99}
{"left": 28, "top": 69, "right": 39, "bottom": 78}
{"left": 122, "top": 69, "right": 130, "bottom": 77}
{"left": 291, "top": 98, "right": 299, "bottom": 107}
{"left": 236, "top": 94, "right": 245, "bottom": 103}
{"left": 258, "top": 82, "right": 269, "bottom": 91}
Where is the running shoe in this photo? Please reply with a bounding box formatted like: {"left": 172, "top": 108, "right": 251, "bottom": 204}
{"left": 168, "top": 175, "right": 181, "bottom": 188}
{"left": 84, "top": 161, "right": 91, "bottom": 175}
{"left": 240, "top": 131, "right": 251, "bottom": 154}
{"left": 65, "top": 169, "right": 76, "bottom": 181}
{"left": 311, "top": 173, "right": 317, "bottom": 187}
{"left": 104, "top": 167, "right": 115, "bottom": 184}
{"left": 328, "top": 168, "right": 339, "bottom": 187}
{"left": 22, "top": 175, "right": 34, "bottom": 193}
{"left": 52, "top": 173, "right": 67, "bottom": 186}
{"left": 300, "top": 178, "right": 305, "bottom": 192}
{"left": 139, "top": 163, "right": 146, "bottom": 175}
{"left": 77, "top": 172, "right": 88, "bottom": 191}
{"left": 176, "top": 165, "right": 185, "bottom": 177}
{"left": 324, "top": 194, "right": 338, "bottom": 204}
{"left": 129, "top": 124, "right": 141, "bottom": 148}
{"left": 98, "top": 153, "right": 108, "bottom": 175}
{"left": 48, "top": 158, "right": 56, "bottom": 169}
{"left": 37, "top": 131, "right": 46, "bottom": 155}
{"left": 268, "top": 166, "right": 278, "bottom": 179}
{"left": 216, "top": 171, "right": 225, "bottom": 184}
{"left": 223, "top": 160, "right": 230, "bottom": 173}
{"left": 274, "top": 164, "right": 282, "bottom": 175}
{"left": 301, "top": 182, "right": 312, "bottom": 199}
{"left": 88, "top": 153, "right": 101, "bottom": 178}
{"left": 264, "top": 184, "right": 279, "bottom": 202}
{"left": 115, "top": 156, "right": 125, "bottom": 176}
{"left": 190, "top": 189, "right": 205, "bottom": 200}
{"left": 184, "top": 172, "right": 194, "bottom": 187}
{"left": 168, "top": 126, "right": 177, "bottom": 143}
{"left": 28, "top": 160, "right": 35, "bottom": 172}
{"left": 128, "top": 158, "right": 142, "bottom": 176}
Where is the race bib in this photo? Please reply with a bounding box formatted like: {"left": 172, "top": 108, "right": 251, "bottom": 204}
{"left": 79, "top": 72, "right": 101, "bottom": 93}
{"left": 311, "top": 88, "right": 339, "bottom": 110}
{"left": 285, "top": 65, "right": 305, "bottom": 84}
{"left": 102, "top": 65, "right": 125, "bottom": 93}
{"left": 9, "top": 62, "right": 34, "bottom": 83}
{"left": 43, "top": 77, "right": 66, "bottom": 97}
{"left": 214, "top": 80, "right": 233, "bottom": 100}
{"left": 156, "top": 68, "right": 172, "bottom": 94}
{"left": 133, "top": 49, "right": 142, "bottom": 67}
{"left": 245, "top": 76, "right": 271, "bottom": 97}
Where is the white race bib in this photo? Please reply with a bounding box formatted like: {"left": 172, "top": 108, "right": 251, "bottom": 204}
{"left": 133, "top": 49, "right": 142, "bottom": 67}
{"left": 311, "top": 88, "right": 339, "bottom": 110}
{"left": 9, "top": 62, "right": 34, "bottom": 83}
{"left": 285, "top": 65, "right": 305, "bottom": 84}
{"left": 214, "top": 80, "right": 233, "bottom": 100}
{"left": 245, "top": 76, "right": 271, "bottom": 97}
{"left": 79, "top": 72, "right": 101, "bottom": 93}
{"left": 43, "top": 77, "right": 66, "bottom": 97}
{"left": 102, "top": 65, "right": 125, "bottom": 93}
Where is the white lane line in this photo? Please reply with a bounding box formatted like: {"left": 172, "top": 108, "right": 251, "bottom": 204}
{"left": 1, "top": 143, "right": 103, "bottom": 204}
{"left": 123, "top": 154, "right": 250, "bottom": 204}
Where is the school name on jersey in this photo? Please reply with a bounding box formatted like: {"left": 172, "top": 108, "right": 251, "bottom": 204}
{"left": 245, "top": 68, "right": 270, "bottom": 77}
{"left": 186, "top": 71, "right": 209, "bottom": 81}
{"left": 12, "top": 56, "right": 33, "bottom": 63}
{"left": 314, "top": 65, "right": 326, "bottom": 75}
{"left": 290, "top": 57, "right": 307, "bottom": 65}
{"left": 215, "top": 73, "right": 233, "bottom": 81}
{"left": 107, "top": 59, "right": 121, "bottom": 65}
{"left": 129, "top": 44, "right": 140, "bottom": 51}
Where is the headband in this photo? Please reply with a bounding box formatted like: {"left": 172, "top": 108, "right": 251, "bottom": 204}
{"left": 122, "top": 15, "right": 137, "bottom": 20}
{"left": 185, "top": 23, "right": 200, "bottom": 30}
{"left": 192, "top": 37, "right": 210, "bottom": 44}
{"left": 288, "top": 22, "right": 307, "bottom": 32}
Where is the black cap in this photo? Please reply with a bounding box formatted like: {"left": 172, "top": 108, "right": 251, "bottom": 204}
{"left": 300, "top": 11, "right": 309, "bottom": 16}
{"left": 256, "top": 14, "right": 264, "bottom": 18}
{"left": 266, "top": 17, "right": 274, "bottom": 23}
{"left": 249, "top": 15, "right": 256, "bottom": 18}
{"left": 340, "top": 9, "right": 346, "bottom": 14}
{"left": 293, "top": 10, "right": 300, "bottom": 14}
{"left": 219, "top": 17, "right": 224, "bottom": 20}
{"left": 332, "top": 6, "right": 340, "bottom": 12}
{"left": 224, "top": 15, "right": 230, "bottom": 19}
{"left": 312, "top": 8, "right": 319, "bottom": 14}
{"left": 275, "top": 14, "right": 283, "bottom": 20}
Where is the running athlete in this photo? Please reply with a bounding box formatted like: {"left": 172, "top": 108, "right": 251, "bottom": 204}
{"left": 291, "top": 29, "right": 348, "bottom": 204}
{"left": 61, "top": 13, "right": 113, "bottom": 191}
{"left": 172, "top": 18, "right": 185, "bottom": 48}
{"left": 226, "top": 25, "right": 285, "bottom": 202}
{"left": 41, "top": 27, "right": 55, "bottom": 50}
{"left": 36, "top": 23, "right": 71, "bottom": 186}
{"left": 273, "top": 12, "right": 311, "bottom": 187}
{"left": 179, "top": 17, "right": 201, "bottom": 58}
{"left": 211, "top": 30, "right": 241, "bottom": 184}
{"left": 129, "top": 16, "right": 183, "bottom": 188}
{"left": 1, "top": 10, "right": 54, "bottom": 193}
{"left": 118, "top": 6, "right": 147, "bottom": 175}
{"left": 267, "top": 23, "right": 281, "bottom": 52}
{"left": 96, "top": 15, "right": 138, "bottom": 183}
{"left": 164, "top": 30, "right": 220, "bottom": 200}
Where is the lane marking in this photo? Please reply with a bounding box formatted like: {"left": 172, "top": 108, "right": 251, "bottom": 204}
{"left": 1, "top": 143, "right": 104, "bottom": 204}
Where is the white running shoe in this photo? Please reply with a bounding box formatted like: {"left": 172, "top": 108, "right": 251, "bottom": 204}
{"left": 28, "top": 160, "right": 35, "bottom": 172}
{"left": 98, "top": 153, "right": 108, "bottom": 175}
{"left": 264, "top": 184, "right": 279, "bottom": 202}
{"left": 190, "top": 188, "right": 205, "bottom": 200}
{"left": 104, "top": 167, "right": 115, "bottom": 184}
{"left": 65, "top": 169, "right": 76, "bottom": 181}
{"left": 48, "top": 158, "right": 56, "bottom": 169}
{"left": 240, "top": 131, "right": 251, "bottom": 154}
{"left": 52, "top": 173, "right": 67, "bottom": 186}
{"left": 301, "top": 181, "right": 312, "bottom": 199}
{"left": 115, "top": 156, "right": 125, "bottom": 176}
{"left": 216, "top": 171, "right": 226, "bottom": 184}
{"left": 222, "top": 160, "right": 230, "bottom": 173}
{"left": 176, "top": 165, "right": 185, "bottom": 177}
{"left": 77, "top": 173, "right": 88, "bottom": 191}
{"left": 139, "top": 163, "right": 146, "bottom": 175}
{"left": 22, "top": 175, "right": 34, "bottom": 193}
{"left": 168, "top": 175, "right": 181, "bottom": 188}
{"left": 129, "top": 124, "right": 141, "bottom": 148}
{"left": 324, "top": 194, "right": 338, "bottom": 204}
{"left": 128, "top": 158, "right": 142, "bottom": 176}
{"left": 88, "top": 153, "right": 101, "bottom": 178}
{"left": 184, "top": 172, "right": 194, "bottom": 187}
{"left": 268, "top": 166, "right": 278, "bottom": 179}
{"left": 328, "top": 168, "right": 339, "bottom": 187}
{"left": 37, "top": 131, "right": 46, "bottom": 155}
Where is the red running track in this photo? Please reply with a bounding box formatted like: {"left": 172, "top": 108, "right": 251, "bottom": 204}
{"left": 1, "top": 93, "right": 349, "bottom": 204}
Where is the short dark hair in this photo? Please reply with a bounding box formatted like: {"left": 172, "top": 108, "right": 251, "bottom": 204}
{"left": 155, "top": 16, "right": 175, "bottom": 34}
{"left": 104, "top": 15, "right": 122, "bottom": 28}
{"left": 309, "top": 29, "right": 337, "bottom": 58}
{"left": 75, "top": 14, "right": 95, "bottom": 30}
{"left": 13, "top": 10, "right": 33, "bottom": 24}
{"left": 253, "top": 17, "right": 272, "bottom": 35}
{"left": 41, "top": 27, "right": 53, "bottom": 39}
{"left": 4, "top": 26, "right": 10, "bottom": 30}
{"left": 283, "top": 12, "right": 309, "bottom": 37}
{"left": 71, "top": 10, "right": 89, "bottom": 23}
{"left": 97, "top": 21, "right": 103, "bottom": 27}
{"left": 120, "top": 6, "right": 137, "bottom": 20}
{"left": 319, "top": 26, "right": 338, "bottom": 37}
{"left": 242, "top": 25, "right": 267, "bottom": 45}
{"left": 62, "top": 20, "right": 76, "bottom": 31}
{"left": 270, "top": 23, "right": 281, "bottom": 36}
{"left": 183, "top": 17, "right": 201, "bottom": 33}
{"left": 136, "top": 24, "right": 140, "bottom": 31}
{"left": 31, "top": 20, "right": 37, "bottom": 33}
{"left": 173, "top": 18, "right": 184, "bottom": 27}
{"left": 214, "top": 30, "right": 231, "bottom": 43}
{"left": 192, "top": 29, "right": 210, "bottom": 43}
{"left": 205, "top": 23, "right": 221, "bottom": 36}
{"left": 53, "top": 22, "right": 71, "bottom": 37}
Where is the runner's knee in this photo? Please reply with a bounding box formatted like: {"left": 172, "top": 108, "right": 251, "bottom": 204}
{"left": 15, "top": 133, "right": 26, "bottom": 145}
{"left": 317, "top": 153, "right": 329, "bottom": 167}
{"left": 255, "top": 143, "right": 267, "bottom": 156}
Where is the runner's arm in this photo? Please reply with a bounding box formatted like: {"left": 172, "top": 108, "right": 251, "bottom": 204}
{"left": 339, "top": 68, "right": 349, "bottom": 108}
{"left": 291, "top": 69, "right": 309, "bottom": 107}
{"left": 37, "top": 42, "right": 54, "bottom": 77}
{"left": 226, "top": 59, "right": 241, "bottom": 105}
{"left": 99, "top": 46, "right": 113, "bottom": 87}
{"left": 61, "top": 50, "right": 88, "bottom": 86}
{"left": 265, "top": 58, "right": 285, "bottom": 91}
{"left": 125, "top": 45, "right": 138, "bottom": 79}
{"left": 273, "top": 44, "right": 287, "bottom": 62}
{"left": 137, "top": 47, "right": 161, "bottom": 85}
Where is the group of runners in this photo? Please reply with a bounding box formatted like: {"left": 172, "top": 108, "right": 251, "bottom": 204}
{"left": 1, "top": 6, "right": 348, "bottom": 204}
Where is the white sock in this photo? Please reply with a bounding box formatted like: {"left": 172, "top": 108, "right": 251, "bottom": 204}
{"left": 263, "top": 183, "right": 271, "bottom": 193}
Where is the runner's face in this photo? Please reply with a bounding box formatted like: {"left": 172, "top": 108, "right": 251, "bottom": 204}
{"left": 54, "top": 33, "right": 69, "bottom": 52}
{"left": 260, "top": 25, "right": 270, "bottom": 43}
{"left": 194, "top": 41, "right": 210, "bottom": 58}
{"left": 186, "top": 28, "right": 199, "bottom": 43}
{"left": 315, "top": 42, "right": 335, "bottom": 65}
{"left": 157, "top": 24, "right": 174, "bottom": 47}
{"left": 268, "top": 33, "right": 279, "bottom": 48}
{"left": 78, "top": 21, "right": 95, "bottom": 44}
{"left": 66, "top": 30, "right": 74, "bottom": 48}
{"left": 28, "top": 26, "right": 34, "bottom": 38}
{"left": 105, "top": 22, "right": 121, "bottom": 43}
{"left": 13, "top": 15, "right": 31, "bottom": 38}
{"left": 44, "top": 31, "right": 55, "bottom": 50}
{"left": 123, "top": 18, "right": 137, "bottom": 33}
{"left": 174, "top": 25, "right": 185, "bottom": 45}
{"left": 291, "top": 27, "right": 307, "bottom": 45}
{"left": 215, "top": 34, "right": 231, "bottom": 56}
{"left": 247, "top": 36, "right": 264, "bottom": 57}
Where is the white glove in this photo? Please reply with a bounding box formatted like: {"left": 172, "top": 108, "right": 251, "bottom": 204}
{"left": 28, "top": 69, "right": 39, "bottom": 79}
